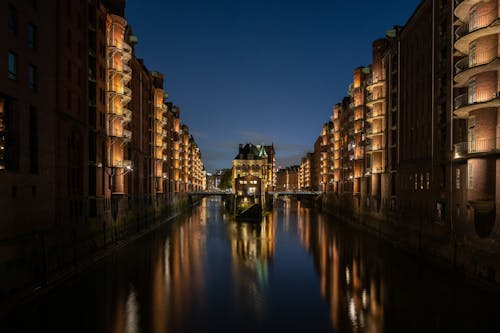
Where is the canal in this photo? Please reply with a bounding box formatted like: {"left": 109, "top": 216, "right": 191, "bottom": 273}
{"left": 3, "top": 197, "right": 500, "bottom": 332}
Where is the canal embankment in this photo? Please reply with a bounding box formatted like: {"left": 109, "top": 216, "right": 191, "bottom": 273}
{"left": 0, "top": 193, "right": 202, "bottom": 318}
{"left": 320, "top": 193, "right": 500, "bottom": 293}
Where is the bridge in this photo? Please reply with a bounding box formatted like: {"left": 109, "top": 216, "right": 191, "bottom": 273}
{"left": 188, "top": 190, "right": 323, "bottom": 197}
{"left": 187, "top": 190, "right": 323, "bottom": 212}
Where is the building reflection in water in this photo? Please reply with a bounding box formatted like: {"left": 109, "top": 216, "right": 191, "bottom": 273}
{"left": 125, "top": 286, "right": 139, "bottom": 333}
{"left": 106, "top": 198, "right": 210, "bottom": 333}
{"left": 227, "top": 211, "right": 275, "bottom": 322}
{"left": 295, "top": 200, "right": 384, "bottom": 333}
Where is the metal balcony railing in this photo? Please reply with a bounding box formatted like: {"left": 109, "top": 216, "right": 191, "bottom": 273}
{"left": 122, "top": 129, "right": 132, "bottom": 141}
{"left": 366, "top": 110, "right": 385, "bottom": 119}
{"left": 454, "top": 138, "right": 500, "bottom": 158}
{"left": 469, "top": 7, "right": 498, "bottom": 31}
{"left": 454, "top": 85, "right": 500, "bottom": 109}
{"left": 114, "top": 159, "right": 133, "bottom": 169}
{"left": 122, "top": 108, "right": 132, "bottom": 123}
{"left": 366, "top": 128, "right": 384, "bottom": 135}
{"left": 455, "top": 23, "right": 469, "bottom": 40}
{"left": 455, "top": 47, "right": 499, "bottom": 74}
{"left": 455, "top": 7, "right": 499, "bottom": 39}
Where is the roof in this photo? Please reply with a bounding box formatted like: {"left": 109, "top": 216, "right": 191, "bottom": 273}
{"left": 234, "top": 143, "right": 268, "bottom": 160}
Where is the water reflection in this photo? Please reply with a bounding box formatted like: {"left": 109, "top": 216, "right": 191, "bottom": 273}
{"left": 295, "top": 201, "right": 387, "bottom": 332}
{"left": 5, "top": 197, "right": 500, "bottom": 333}
{"left": 227, "top": 214, "right": 275, "bottom": 321}
{"left": 292, "top": 199, "right": 500, "bottom": 333}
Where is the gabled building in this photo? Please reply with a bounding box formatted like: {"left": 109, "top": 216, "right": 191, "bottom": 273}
{"left": 232, "top": 143, "right": 274, "bottom": 195}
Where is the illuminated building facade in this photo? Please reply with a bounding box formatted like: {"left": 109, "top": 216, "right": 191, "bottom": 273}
{"left": 276, "top": 166, "right": 300, "bottom": 191}
{"left": 299, "top": 152, "right": 313, "bottom": 190}
{"left": 452, "top": 0, "right": 500, "bottom": 273}
{"left": 232, "top": 143, "right": 273, "bottom": 195}
{"left": 0, "top": 0, "right": 205, "bottom": 294}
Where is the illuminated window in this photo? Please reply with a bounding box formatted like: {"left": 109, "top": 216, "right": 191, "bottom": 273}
{"left": 426, "top": 172, "right": 430, "bottom": 190}
{"left": 414, "top": 173, "right": 418, "bottom": 190}
{"left": 456, "top": 169, "right": 460, "bottom": 189}
{"left": 420, "top": 173, "right": 424, "bottom": 190}
{"left": 8, "top": 51, "right": 17, "bottom": 80}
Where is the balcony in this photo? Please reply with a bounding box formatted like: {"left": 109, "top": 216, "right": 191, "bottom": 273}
{"left": 454, "top": 9, "right": 500, "bottom": 54}
{"left": 455, "top": 0, "right": 493, "bottom": 24}
{"left": 121, "top": 108, "right": 132, "bottom": 124}
{"left": 365, "top": 94, "right": 385, "bottom": 107}
{"left": 366, "top": 144, "right": 384, "bottom": 153}
{"left": 365, "top": 76, "right": 385, "bottom": 91}
{"left": 366, "top": 128, "right": 384, "bottom": 137}
{"left": 110, "top": 89, "right": 131, "bottom": 107}
{"left": 453, "top": 138, "right": 500, "bottom": 159}
{"left": 454, "top": 86, "right": 500, "bottom": 118}
{"left": 107, "top": 40, "right": 132, "bottom": 62}
{"left": 114, "top": 159, "right": 133, "bottom": 169}
{"left": 121, "top": 42, "right": 132, "bottom": 61}
{"left": 365, "top": 110, "right": 385, "bottom": 121}
{"left": 454, "top": 50, "right": 499, "bottom": 87}
{"left": 122, "top": 129, "right": 132, "bottom": 142}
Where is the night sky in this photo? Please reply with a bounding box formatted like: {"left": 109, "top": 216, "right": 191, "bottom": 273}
{"left": 125, "top": 0, "right": 421, "bottom": 172}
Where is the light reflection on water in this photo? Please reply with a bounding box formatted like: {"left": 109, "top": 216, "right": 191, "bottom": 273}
{"left": 5, "top": 197, "right": 500, "bottom": 332}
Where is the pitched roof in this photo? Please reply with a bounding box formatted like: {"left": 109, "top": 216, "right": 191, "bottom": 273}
{"left": 234, "top": 143, "right": 268, "bottom": 160}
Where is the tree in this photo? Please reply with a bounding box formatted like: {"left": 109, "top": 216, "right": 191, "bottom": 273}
{"left": 218, "top": 169, "right": 233, "bottom": 190}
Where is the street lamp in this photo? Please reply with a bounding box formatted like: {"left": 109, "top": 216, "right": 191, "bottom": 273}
{"left": 98, "top": 160, "right": 133, "bottom": 221}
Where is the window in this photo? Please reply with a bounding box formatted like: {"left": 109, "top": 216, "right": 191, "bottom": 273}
{"left": 426, "top": 172, "right": 430, "bottom": 190}
{"left": 469, "top": 9, "right": 477, "bottom": 30}
{"left": 29, "top": 106, "right": 38, "bottom": 173}
{"left": 28, "top": 24, "right": 37, "bottom": 49}
{"left": 0, "top": 99, "right": 5, "bottom": 170}
{"left": 8, "top": 4, "right": 17, "bottom": 34}
{"left": 469, "top": 43, "right": 476, "bottom": 67}
{"left": 8, "top": 51, "right": 17, "bottom": 80}
{"left": 1, "top": 99, "right": 19, "bottom": 171}
{"left": 468, "top": 80, "right": 477, "bottom": 104}
{"left": 29, "top": 65, "right": 37, "bottom": 91}
{"left": 467, "top": 164, "right": 473, "bottom": 189}
{"left": 456, "top": 169, "right": 461, "bottom": 189}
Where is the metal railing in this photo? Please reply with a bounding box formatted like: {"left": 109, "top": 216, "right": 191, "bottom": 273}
{"left": 366, "top": 128, "right": 384, "bottom": 135}
{"left": 454, "top": 137, "right": 500, "bottom": 158}
{"left": 454, "top": 85, "right": 500, "bottom": 109}
{"left": 469, "top": 7, "right": 498, "bottom": 31}
{"left": 455, "top": 47, "right": 499, "bottom": 74}
{"left": 366, "top": 110, "right": 385, "bottom": 119}
{"left": 455, "top": 7, "right": 499, "bottom": 39}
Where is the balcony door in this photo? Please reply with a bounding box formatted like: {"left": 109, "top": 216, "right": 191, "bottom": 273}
{"left": 468, "top": 116, "right": 476, "bottom": 153}
{"left": 469, "top": 43, "right": 477, "bottom": 67}
{"left": 469, "top": 9, "right": 477, "bottom": 31}
{"left": 468, "top": 80, "right": 477, "bottom": 104}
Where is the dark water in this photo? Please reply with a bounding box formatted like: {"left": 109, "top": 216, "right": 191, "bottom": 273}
{"left": 3, "top": 197, "right": 500, "bottom": 332}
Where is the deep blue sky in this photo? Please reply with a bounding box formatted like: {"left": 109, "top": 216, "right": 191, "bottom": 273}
{"left": 125, "top": 0, "right": 421, "bottom": 172}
